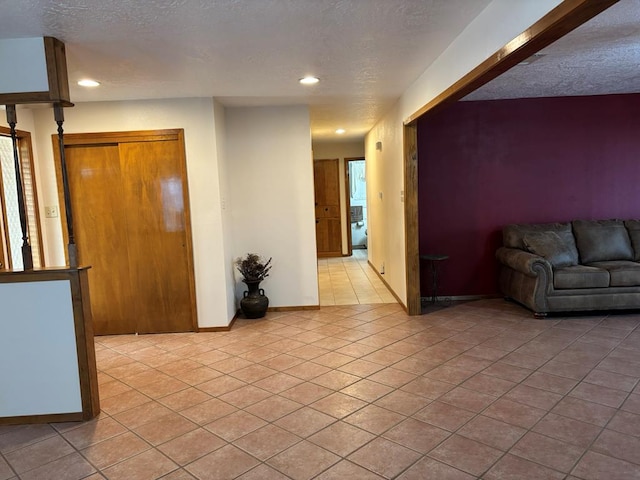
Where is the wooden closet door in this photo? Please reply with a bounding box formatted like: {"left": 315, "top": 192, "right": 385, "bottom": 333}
{"left": 119, "top": 140, "right": 194, "bottom": 334}
{"left": 61, "top": 131, "right": 196, "bottom": 335}
{"left": 65, "top": 145, "right": 135, "bottom": 334}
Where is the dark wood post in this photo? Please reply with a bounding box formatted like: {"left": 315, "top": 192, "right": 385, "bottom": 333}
{"left": 5, "top": 105, "right": 33, "bottom": 270}
{"left": 53, "top": 103, "right": 78, "bottom": 267}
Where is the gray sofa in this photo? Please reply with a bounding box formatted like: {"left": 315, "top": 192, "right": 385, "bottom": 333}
{"left": 496, "top": 219, "right": 640, "bottom": 317}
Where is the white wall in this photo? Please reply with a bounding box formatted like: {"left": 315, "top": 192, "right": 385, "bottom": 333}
{"left": 365, "top": 103, "right": 406, "bottom": 303}
{"left": 30, "top": 98, "right": 233, "bottom": 328}
{"left": 312, "top": 140, "right": 365, "bottom": 255}
{"left": 225, "top": 106, "right": 318, "bottom": 308}
{"left": 365, "top": 0, "right": 563, "bottom": 307}
{"left": 0, "top": 279, "right": 82, "bottom": 416}
{"left": 213, "top": 100, "right": 237, "bottom": 321}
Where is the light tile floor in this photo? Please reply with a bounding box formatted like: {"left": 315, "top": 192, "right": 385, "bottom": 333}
{"left": 2, "top": 299, "right": 640, "bottom": 479}
{"left": 318, "top": 249, "right": 396, "bottom": 306}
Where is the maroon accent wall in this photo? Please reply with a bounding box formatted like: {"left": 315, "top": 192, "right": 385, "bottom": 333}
{"left": 417, "top": 93, "right": 640, "bottom": 297}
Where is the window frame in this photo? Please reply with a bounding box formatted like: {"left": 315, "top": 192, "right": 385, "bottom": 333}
{"left": 0, "top": 126, "right": 44, "bottom": 269}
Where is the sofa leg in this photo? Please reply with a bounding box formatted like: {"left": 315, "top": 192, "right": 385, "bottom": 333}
{"left": 533, "top": 312, "right": 548, "bottom": 319}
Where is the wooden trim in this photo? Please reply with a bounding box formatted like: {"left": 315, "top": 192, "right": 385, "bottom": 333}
{"left": 44, "top": 37, "right": 71, "bottom": 104}
{"left": 403, "top": 124, "right": 420, "bottom": 315}
{"left": 0, "top": 265, "right": 88, "bottom": 281}
{"left": 198, "top": 326, "right": 233, "bottom": 332}
{"left": 268, "top": 305, "right": 321, "bottom": 312}
{"left": 0, "top": 412, "right": 85, "bottom": 426}
{"left": 405, "top": 0, "right": 619, "bottom": 124}
{"left": 368, "top": 260, "right": 407, "bottom": 311}
{"left": 198, "top": 316, "right": 237, "bottom": 333}
{"left": 0, "top": 92, "right": 53, "bottom": 104}
{"left": 70, "top": 268, "right": 100, "bottom": 419}
{"left": 175, "top": 129, "right": 200, "bottom": 332}
{"left": 401, "top": 0, "right": 619, "bottom": 315}
{"left": 60, "top": 130, "right": 180, "bottom": 146}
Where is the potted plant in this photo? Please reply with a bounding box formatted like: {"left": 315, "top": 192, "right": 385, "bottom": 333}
{"left": 235, "top": 253, "right": 272, "bottom": 318}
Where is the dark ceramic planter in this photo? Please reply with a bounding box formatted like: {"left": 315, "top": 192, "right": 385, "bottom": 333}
{"left": 240, "top": 280, "right": 269, "bottom": 318}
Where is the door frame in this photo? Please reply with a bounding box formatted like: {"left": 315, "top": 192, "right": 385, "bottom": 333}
{"left": 401, "top": 0, "right": 619, "bottom": 315}
{"left": 51, "top": 128, "right": 199, "bottom": 332}
{"left": 343, "top": 156, "right": 365, "bottom": 257}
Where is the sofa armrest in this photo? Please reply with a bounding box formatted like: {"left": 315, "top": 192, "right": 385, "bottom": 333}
{"left": 496, "top": 247, "right": 552, "bottom": 278}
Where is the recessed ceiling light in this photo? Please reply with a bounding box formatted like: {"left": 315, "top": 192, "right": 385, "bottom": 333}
{"left": 335, "top": 128, "right": 346, "bottom": 135}
{"left": 299, "top": 76, "right": 319, "bottom": 85}
{"left": 78, "top": 79, "right": 100, "bottom": 87}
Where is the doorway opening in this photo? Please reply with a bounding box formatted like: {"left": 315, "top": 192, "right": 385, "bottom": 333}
{"left": 345, "top": 157, "right": 367, "bottom": 254}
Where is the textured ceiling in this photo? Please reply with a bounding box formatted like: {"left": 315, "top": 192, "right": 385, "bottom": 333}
{"left": 463, "top": 0, "right": 640, "bottom": 102}
{"left": 0, "top": 0, "right": 492, "bottom": 140}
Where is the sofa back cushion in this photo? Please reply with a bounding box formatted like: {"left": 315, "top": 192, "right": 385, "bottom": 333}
{"left": 624, "top": 220, "right": 640, "bottom": 261}
{"left": 503, "top": 222, "right": 573, "bottom": 249}
{"left": 522, "top": 231, "right": 579, "bottom": 268}
{"left": 572, "top": 219, "right": 634, "bottom": 263}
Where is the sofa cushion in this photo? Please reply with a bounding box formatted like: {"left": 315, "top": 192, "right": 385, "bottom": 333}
{"left": 523, "top": 231, "right": 579, "bottom": 268}
{"left": 572, "top": 219, "right": 634, "bottom": 263}
{"left": 554, "top": 265, "right": 610, "bottom": 289}
{"left": 624, "top": 220, "right": 640, "bottom": 261}
{"left": 503, "top": 222, "right": 573, "bottom": 250}
{"left": 588, "top": 261, "right": 640, "bottom": 287}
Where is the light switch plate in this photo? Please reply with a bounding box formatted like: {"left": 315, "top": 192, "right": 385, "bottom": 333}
{"left": 45, "top": 205, "right": 59, "bottom": 218}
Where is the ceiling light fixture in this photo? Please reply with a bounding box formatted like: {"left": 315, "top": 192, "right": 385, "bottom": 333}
{"left": 77, "top": 79, "right": 100, "bottom": 87}
{"left": 299, "top": 76, "right": 319, "bottom": 85}
{"left": 335, "top": 128, "right": 346, "bottom": 135}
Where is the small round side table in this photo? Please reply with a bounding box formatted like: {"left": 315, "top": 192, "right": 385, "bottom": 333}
{"left": 420, "top": 254, "right": 449, "bottom": 305}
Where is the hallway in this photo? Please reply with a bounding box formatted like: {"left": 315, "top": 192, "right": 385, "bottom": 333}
{"left": 318, "top": 250, "right": 397, "bottom": 306}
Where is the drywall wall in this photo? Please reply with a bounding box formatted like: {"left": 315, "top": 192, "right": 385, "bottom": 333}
{"left": 365, "top": 102, "right": 406, "bottom": 305}
{"left": 225, "top": 105, "right": 318, "bottom": 308}
{"left": 30, "top": 98, "right": 232, "bottom": 328}
{"left": 312, "top": 140, "right": 365, "bottom": 255}
{"left": 365, "top": 0, "right": 563, "bottom": 307}
{"left": 418, "top": 93, "right": 640, "bottom": 296}
{"left": 213, "top": 99, "right": 237, "bottom": 321}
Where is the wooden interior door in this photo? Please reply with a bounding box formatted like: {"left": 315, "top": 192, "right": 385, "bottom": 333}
{"left": 58, "top": 130, "right": 197, "bottom": 335}
{"left": 65, "top": 145, "right": 133, "bottom": 334}
{"left": 313, "top": 158, "right": 342, "bottom": 257}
